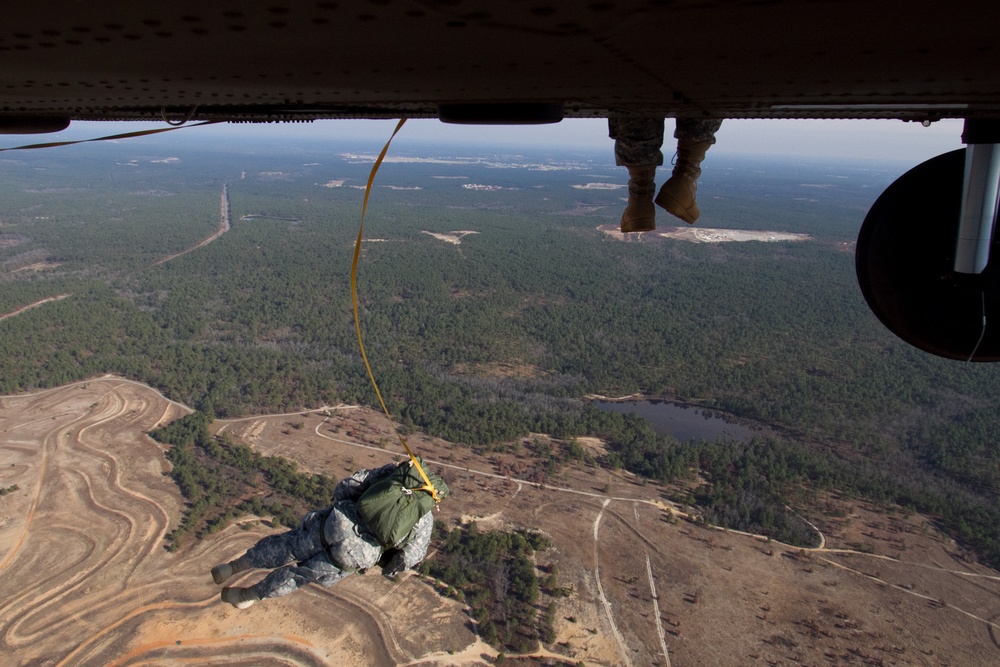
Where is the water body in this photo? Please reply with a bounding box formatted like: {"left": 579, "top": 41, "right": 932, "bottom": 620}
{"left": 594, "top": 400, "right": 756, "bottom": 443}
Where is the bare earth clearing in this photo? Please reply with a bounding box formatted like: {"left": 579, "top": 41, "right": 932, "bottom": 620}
{"left": 11, "top": 261, "right": 62, "bottom": 273}
{"left": 2, "top": 378, "right": 999, "bottom": 666}
{"left": 421, "top": 231, "right": 480, "bottom": 245}
{"left": 598, "top": 224, "right": 811, "bottom": 244}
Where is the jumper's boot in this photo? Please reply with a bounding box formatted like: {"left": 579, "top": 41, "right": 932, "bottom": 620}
{"left": 221, "top": 586, "right": 259, "bottom": 609}
{"left": 621, "top": 165, "right": 657, "bottom": 233}
{"left": 655, "top": 138, "right": 712, "bottom": 224}
{"left": 211, "top": 555, "right": 252, "bottom": 585}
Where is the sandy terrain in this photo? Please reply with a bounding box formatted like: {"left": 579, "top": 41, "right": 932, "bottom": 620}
{"left": 11, "top": 261, "right": 62, "bottom": 273}
{"left": 421, "top": 231, "right": 479, "bottom": 245}
{"left": 572, "top": 184, "right": 625, "bottom": 190}
{"left": 2, "top": 377, "right": 1000, "bottom": 666}
{"left": 598, "top": 224, "right": 811, "bottom": 244}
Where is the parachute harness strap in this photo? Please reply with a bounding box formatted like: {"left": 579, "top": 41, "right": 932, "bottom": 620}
{"left": 351, "top": 118, "right": 441, "bottom": 504}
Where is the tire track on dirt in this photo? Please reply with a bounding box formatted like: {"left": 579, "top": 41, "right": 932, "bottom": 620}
{"left": 124, "top": 648, "right": 324, "bottom": 667}
{"left": 75, "top": 386, "right": 173, "bottom": 579}
{"left": 315, "top": 413, "right": 679, "bottom": 510}
{"left": 320, "top": 586, "right": 408, "bottom": 665}
{"left": 0, "top": 525, "right": 100, "bottom": 641}
{"left": 0, "top": 380, "right": 187, "bottom": 663}
{"left": 9, "top": 379, "right": 999, "bottom": 665}
{"left": 619, "top": 500, "right": 1000, "bottom": 640}
{"left": 5, "top": 467, "right": 137, "bottom": 644}
{"left": 51, "top": 590, "right": 226, "bottom": 667}
{"left": 624, "top": 498, "right": 1000, "bottom": 645}
{"left": 593, "top": 498, "right": 632, "bottom": 667}
{"left": 3, "top": 390, "right": 154, "bottom": 645}
{"left": 646, "top": 553, "right": 671, "bottom": 667}
{"left": 817, "top": 554, "right": 1000, "bottom": 632}
{"left": 265, "top": 401, "right": 1000, "bottom": 664}
{"left": 2, "top": 379, "right": 361, "bottom": 667}
{"left": 105, "top": 633, "right": 323, "bottom": 667}
{"left": 0, "top": 413, "right": 62, "bottom": 572}
{"left": 634, "top": 504, "right": 671, "bottom": 667}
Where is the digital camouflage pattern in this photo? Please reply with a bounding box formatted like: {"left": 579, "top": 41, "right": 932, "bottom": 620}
{"left": 241, "top": 464, "right": 435, "bottom": 599}
{"left": 609, "top": 117, "right": 723, "bottom": 166}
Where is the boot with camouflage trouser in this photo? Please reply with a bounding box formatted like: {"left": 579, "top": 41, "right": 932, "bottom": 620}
{"left": 609, "top": 116, "right": 664, "bottom": 233}
{"left": 621, "top": 165, "right": 657, "bottom": 232}
{"left": 655, "top": 118, "right": 723, "bottom": 224}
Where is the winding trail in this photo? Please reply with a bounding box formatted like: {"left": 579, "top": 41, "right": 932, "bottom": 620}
{"left": 787, "top": 503, "right": 826, "bottom": 549}
{"left": 103, "top": 634, "right": 319, "bottom": 667}
{"left": 593, "top": 498, "right": 632, "bottom": 667}
{"left": 815, "top": 554, "right": 1000, "bottom": 631}
{"left": 646, "top": 553, "right": 671, "bottom": 667}
{"left": 0, "top": 293, "right": 70, "bottom": 322}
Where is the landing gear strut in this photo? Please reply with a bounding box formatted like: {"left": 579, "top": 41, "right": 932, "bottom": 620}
{"left": 855, "top": 120, "right": 1000, "bottom": 361}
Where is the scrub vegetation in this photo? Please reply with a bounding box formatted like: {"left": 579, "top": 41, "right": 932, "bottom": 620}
{"left": 419, "top": 523, "right": 558, "bottom": 653}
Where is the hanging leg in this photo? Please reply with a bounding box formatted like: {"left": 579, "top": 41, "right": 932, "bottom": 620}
{"left": 222, "top": 552, "right": 352, "bottom": 608}
{"left": 609, "top": 117, "right": 664, "bottom": 233}
{"left": 655, "top": 118, "right": 723, "bottom": 224}
{"left": 211, "top": 510, "right": 327, "bottom": 584}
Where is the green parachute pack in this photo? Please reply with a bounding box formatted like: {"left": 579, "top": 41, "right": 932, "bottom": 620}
{"left": 356, "top": 457, "right": 449, "bottom": 548}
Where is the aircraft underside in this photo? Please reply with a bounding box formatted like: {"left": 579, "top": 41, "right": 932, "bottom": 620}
{"left": 4, "top": 0, "right": 1000, "bottom": 360}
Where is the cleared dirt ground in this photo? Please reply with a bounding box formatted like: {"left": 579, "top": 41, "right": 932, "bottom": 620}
{"left": 597, "top": 224, "right": 811, "bottom": 245}
{"left": 2, "top": 377, "right": 999, "bottom": 666}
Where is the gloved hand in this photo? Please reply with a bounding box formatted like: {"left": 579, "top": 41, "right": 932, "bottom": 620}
{"left": 381, "top": 549, "right": 406, "bottom": 579}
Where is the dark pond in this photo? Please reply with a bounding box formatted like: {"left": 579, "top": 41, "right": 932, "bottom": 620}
{"left": 593, "top": 400, "right": 756, "bottom": 443}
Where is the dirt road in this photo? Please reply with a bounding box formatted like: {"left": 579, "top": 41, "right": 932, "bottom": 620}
{"left": 0, "top": 293, "right": 70, "bottom": 322}
{"left": 153, "top": 184, "right": 231, "bottom": 265}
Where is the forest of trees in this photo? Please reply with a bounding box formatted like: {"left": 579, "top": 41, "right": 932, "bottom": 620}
{"left": 149, "top": 411, "right": 339, "bottom": 550}
{"left": 3, "top": 139, "right": 1000, "bottom": 566}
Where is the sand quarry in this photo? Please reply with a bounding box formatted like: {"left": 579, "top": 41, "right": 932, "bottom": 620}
{"left": 2, "top": 377, "right": 1000, "bottom": 666}
{"left": 598, "top": 224, "right": 811, "bottom": 244}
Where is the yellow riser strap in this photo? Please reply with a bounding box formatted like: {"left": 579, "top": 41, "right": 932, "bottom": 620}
{"left": 351, "top": 118, "right": 440, "bottom": 503}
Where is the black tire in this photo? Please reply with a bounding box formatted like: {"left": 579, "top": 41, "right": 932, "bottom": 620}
{"left": 856, "top": 148, "right": 1000, "bottom": 361}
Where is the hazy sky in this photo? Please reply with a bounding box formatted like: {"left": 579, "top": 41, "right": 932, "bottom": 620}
{"left": 27, "top": 116, "right": 965, "bottom": 166}
{"left": 306, "top": 117, "right": 965, "bottom": 164}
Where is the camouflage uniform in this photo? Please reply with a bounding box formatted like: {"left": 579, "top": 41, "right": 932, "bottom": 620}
{"left": 609, "top": 117, "right": 723, "bottom": 166}
{"left": 243, "top": 464, "right": 434, "bottom": 599}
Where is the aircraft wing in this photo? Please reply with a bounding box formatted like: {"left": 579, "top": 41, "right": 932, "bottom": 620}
{"left": 2, "top": 1, "right": 998, "bottom": 128}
